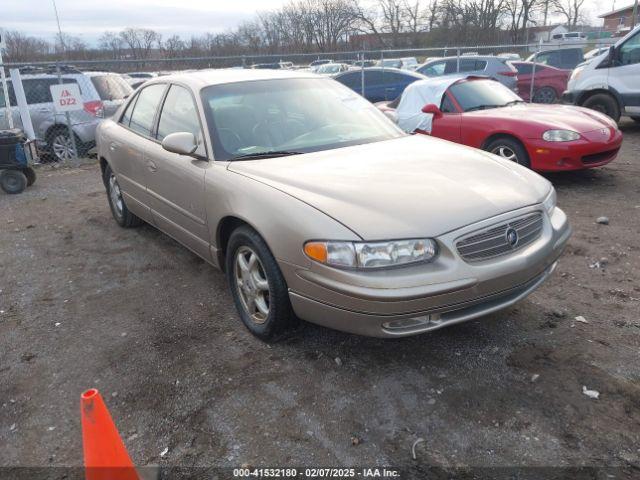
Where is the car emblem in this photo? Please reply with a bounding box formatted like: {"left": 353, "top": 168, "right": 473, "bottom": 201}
{"left": 506, "top": 227, "right": 519, "bottom": 247}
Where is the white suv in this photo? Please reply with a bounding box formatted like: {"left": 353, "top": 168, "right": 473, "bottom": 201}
{"left": 563, "top": 25, "right": 640, "bottom": 123}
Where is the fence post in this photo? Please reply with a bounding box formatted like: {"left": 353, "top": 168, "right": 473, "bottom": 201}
{"left": 0, "top": 48, "right": 13, "bottom": 129}
{"left": 456, "top": 48, "right": 460, "bottom": 73}
{"left": 529, "top": 40, "right": 541, "bottom": 104}
{"left": 360, "top": 51, "right": 365, "bottom": 98}
{"left": 55, "top": 61, "right": 79, "bottom": 165}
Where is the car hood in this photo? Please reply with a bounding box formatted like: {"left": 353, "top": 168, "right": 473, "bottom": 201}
{"left": 228, "top": 135, "right": 550, "bottom": 240}
{"left": 468, "top": 103, "right": 615, "bottom": 134}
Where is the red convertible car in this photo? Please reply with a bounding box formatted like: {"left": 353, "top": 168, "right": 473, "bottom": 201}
{"left": 377, "top": 76, "right": 622, "bottom": 172}
{"left": 510, "top": 61, "right": 570, "bottom": 104}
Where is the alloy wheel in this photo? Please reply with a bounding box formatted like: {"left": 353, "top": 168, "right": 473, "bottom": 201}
{"left": 108, "top": 174, "right": 124, "bottom": 217}
{"left": 52, "top": 134, "right": 76, "bottom": 162}
{"left": 490, "top": 145, "right": 517, "bottom": 162}
{"left": 533, "top": 88, "right": 556, "bottom": 104}
{"left": 233, "top": 246, "right": 270, "bottom": 324}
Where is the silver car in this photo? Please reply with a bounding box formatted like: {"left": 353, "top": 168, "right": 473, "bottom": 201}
{"left": 0, "top": 67, "right": 132, "bottom": 161}
{"left": 97, "top": 69, "right": 570, "bottom": 340}
{"left": 417, "top": 56, "right": 519, "bottom": 91}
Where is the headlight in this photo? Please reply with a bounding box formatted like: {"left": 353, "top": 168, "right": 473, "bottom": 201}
{"left": 543, "top": 130, "right": 580, "bottom": 142}
{"left": 304, "top": 239, "right": 437, "bottom": 269}
{"left": 570, "top": 66, "right": 583, "bottom": 82}
{"left": 542, "top": 188, "right": 557, "bottom": 215}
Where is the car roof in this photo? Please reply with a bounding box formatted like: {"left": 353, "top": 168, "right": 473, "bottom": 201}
{"left": 142, "top": 68, "right": 321, "bottom": 89}
{"left": 423, "top": 55, "right": 504, "bottom": 64}
{"left": 335, "top": 67, "right": 425, "bottom": 78}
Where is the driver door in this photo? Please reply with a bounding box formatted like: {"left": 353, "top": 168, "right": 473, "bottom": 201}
{"left": 430, "top": 92, "right": 462, "bottom": 143}
{"left": 615, "top": 31, "right": 640, "bottom": 115}
{"left": 144, "top": 84, "right": 211, "bottom": 260}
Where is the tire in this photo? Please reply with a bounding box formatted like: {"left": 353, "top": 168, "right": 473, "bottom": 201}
{"left": 0, "top": 169, "right": 28, "bottom": 194}
{"left": 225, "top": 225, "right": 297, "bottom": 341}
{"left": 24, "top": 167, "right": 36, "bottom": 187}
{"left": 631, "top": 116, "right": 640, "bottom": 124}
{"left": 533, "top": 87, "right": 557, "bottom": 104}
{"left": 103, "top": 164, "right": 143, "bottom": 228}
{"left": 485, "top": 136, "right": 531, "bottom": 169}
{"left": 46, "top": 126, "right": 87, "bottom": 162}
{"left": 582, "top": 93, "right": 620, "bottom": 123}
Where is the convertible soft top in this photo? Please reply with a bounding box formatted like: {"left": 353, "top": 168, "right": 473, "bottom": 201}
{"left": 396, "top": 75, "right": 469, "bottom": 134}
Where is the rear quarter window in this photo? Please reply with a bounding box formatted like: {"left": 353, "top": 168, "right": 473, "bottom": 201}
{"left": 90, "top": 75, "right": 133, "bottom": 101}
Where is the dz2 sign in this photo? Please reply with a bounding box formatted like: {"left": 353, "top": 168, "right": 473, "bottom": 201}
{"left": 50, "top": 83, "right": 83, "bottom": 113}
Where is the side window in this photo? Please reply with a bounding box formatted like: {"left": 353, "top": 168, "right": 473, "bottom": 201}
{"left": 421, "top": 61, "right": 446, "bottom": 76}
{"left": 365, "top": 71, "right": 384, "bottom": 85}
{"left": 0, "top": 82, "right": 16, "bottom": 107}
{"left": 21, "top": 78, "right": 79, "bottom": 105}
{"left": 619, "top": 32, "right": 640, "bottom": 66}
{"left": 515, "top": 63, "right": 532, "bottom": 75}
{"left": 128, "top": 84, "right": 166, "bottom": 137}
{"left": 475, "top": 60, "right": 488, "bottom": 71}
{"left": 120, "top": 93, "right": 139, "bottom": 127}
{"left": 156, "top": 85, "right": 202, "bottom": 143}
{"left": 459, "top": 59, "right": 477, "bottom": 72}
{"left": 444, "top": 59, "right": 459, "bottom": 74}
{"left": 336, "top": 73, "right": 358, "bottom": 89}
{"left": 440, "top": 93, "right": 456, "bottom": 113}
{"left": 561, "top": 49, "right": 580, "bottom": 65}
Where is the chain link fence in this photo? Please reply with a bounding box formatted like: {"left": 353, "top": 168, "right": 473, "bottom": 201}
{"left": 0, "top": 39, "right": 613, "bottom": 165}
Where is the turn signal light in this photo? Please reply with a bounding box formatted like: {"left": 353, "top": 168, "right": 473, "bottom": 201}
{"left": 304, "top": 242, "right": 328, "bottom": 263}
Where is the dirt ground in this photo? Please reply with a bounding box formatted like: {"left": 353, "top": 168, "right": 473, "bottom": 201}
{"left": 1, "top": 120, "right": 639, "bottom": 479}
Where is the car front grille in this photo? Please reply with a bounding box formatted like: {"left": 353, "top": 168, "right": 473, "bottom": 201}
{"left": 582, "top": 148, "right": 619, "bottom": 165}
{"left": 456, "top": 212, "right": 544, "bottom": 262}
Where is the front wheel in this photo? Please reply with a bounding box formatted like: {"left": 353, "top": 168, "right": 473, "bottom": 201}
{"left": 103, "top": 165, "right": 143, "bottom": 228}
{"left": 485, "top": 137, "right": 531, "bottom": 168}
{"left": 533, "top": 87, "right": 557, "bottom": 104}
{"left": 0, "top": 170, "right": 27, "bottom": 194}
{"left": 226, "top": 225, "right": 296, "bottom": 341}
{"left": 582, "top": 93, "right": 620, "bottom": 123}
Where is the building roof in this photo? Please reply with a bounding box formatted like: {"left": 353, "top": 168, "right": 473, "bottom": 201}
{"left": 599, "top": 4, "right": 635, "bottom": 18}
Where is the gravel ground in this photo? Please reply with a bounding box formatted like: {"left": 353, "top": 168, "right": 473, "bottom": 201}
{"left": 1, "top": 120, "right": 639, "bottom": 478}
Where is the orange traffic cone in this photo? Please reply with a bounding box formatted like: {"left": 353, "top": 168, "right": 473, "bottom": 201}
{"left": 80, "top": 388, "right": 140, "bottom": 480}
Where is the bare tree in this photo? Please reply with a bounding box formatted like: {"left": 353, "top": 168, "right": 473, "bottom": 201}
{"left": 119, "top": 27, "right": 161, "bottom": 59}
{"left": 552, "top": 0, "right": 586, "bottom": 27}
{"left": 99, "top": 32, "right": 124, "bottom": 59}
{"left": 2, "top": 30, "right": 51, "bottom": 62}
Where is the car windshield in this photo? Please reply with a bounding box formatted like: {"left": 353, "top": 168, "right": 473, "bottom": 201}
{"left": 201, "top": 78, "right": 404, "bottom": 161}
{"left": 318, "top": 64, "right": 341, "bottom": 74}
{"left": 449, "top": 79, "right": 523, "bottom": 112}
{"left": 90, "top": 75, "right": 133, "bottom": 101}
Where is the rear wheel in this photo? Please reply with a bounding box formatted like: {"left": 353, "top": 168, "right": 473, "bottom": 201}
{"left": 582, "top": 93, "right": 620, "bottom": 123}
{"left": 485, "top": 136, "right": 531, "bottom": 169}
{"left": 533, "top": 87, "right": 557, "bottom": 104}
{"left": 103, "top": 164, "right": 143, "bottom": 228}
{"left": 0, "top": 170, "right": 28, "bottom": 194}
{"left": 226, "top": 225, "right": 296, "bottom": 341}
{"left": 46, "top": 126, "right": 87, "bottom": 162}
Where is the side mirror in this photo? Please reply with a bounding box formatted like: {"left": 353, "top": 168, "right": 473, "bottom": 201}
{"left": 421, "top": 103, "right": 442, "bottom": 118}
{"left": 161, "top": 132, "right": 197, "bottom": 156}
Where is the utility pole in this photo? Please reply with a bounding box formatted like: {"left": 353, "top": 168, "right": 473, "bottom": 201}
{"left": 52, "top": 0, "right": 66, "bottom": 58}
{"left": 633, "top": 0, "right": 639, "bottom": 29}
{"left": 0, "top": 29, "right": 14, "bottom": 129}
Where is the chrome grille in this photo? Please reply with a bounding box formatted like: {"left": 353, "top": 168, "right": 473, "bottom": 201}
{"left": 456, "top": 212, "right": 544, "bottom": 262}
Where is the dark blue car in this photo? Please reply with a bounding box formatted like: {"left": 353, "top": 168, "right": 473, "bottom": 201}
{"left": 334, "top": 67, "right": 426, "bottom": 103}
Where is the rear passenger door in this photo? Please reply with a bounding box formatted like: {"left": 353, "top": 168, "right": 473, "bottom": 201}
{"left": 144, "top": 83, "right": 211, "bottom": 259}
{"left": 109, "top": 83, "right": 167, "bottom": 218}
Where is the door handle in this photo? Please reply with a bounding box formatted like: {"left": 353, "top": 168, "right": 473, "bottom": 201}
{"left": 146, "top": 160, "right": 157, "bottom": 173}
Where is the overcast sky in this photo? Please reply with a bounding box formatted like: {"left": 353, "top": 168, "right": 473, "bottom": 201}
{"left": 3, "top": 0, "right": 614, "bottom": 45}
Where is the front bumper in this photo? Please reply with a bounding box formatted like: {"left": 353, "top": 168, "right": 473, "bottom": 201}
{"left": 283, "top": 205, "right": 571, "bottom": 337}
{"left": 525, "top": 127, "right": 623, "bottom": 172}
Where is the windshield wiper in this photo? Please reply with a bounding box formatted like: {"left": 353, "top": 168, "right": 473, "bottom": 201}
{"left": 230, "top": 150, "right": 304, "bottom": 161}
{"left": 504, "top": 100, "right": 525, "bottom": 106}
{"left": 466, "top": 104, "right": 500, "bottom": 112}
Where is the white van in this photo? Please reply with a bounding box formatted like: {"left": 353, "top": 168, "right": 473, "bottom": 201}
{"left": 563, "top": 25, "right": 640, "bottom": 123}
